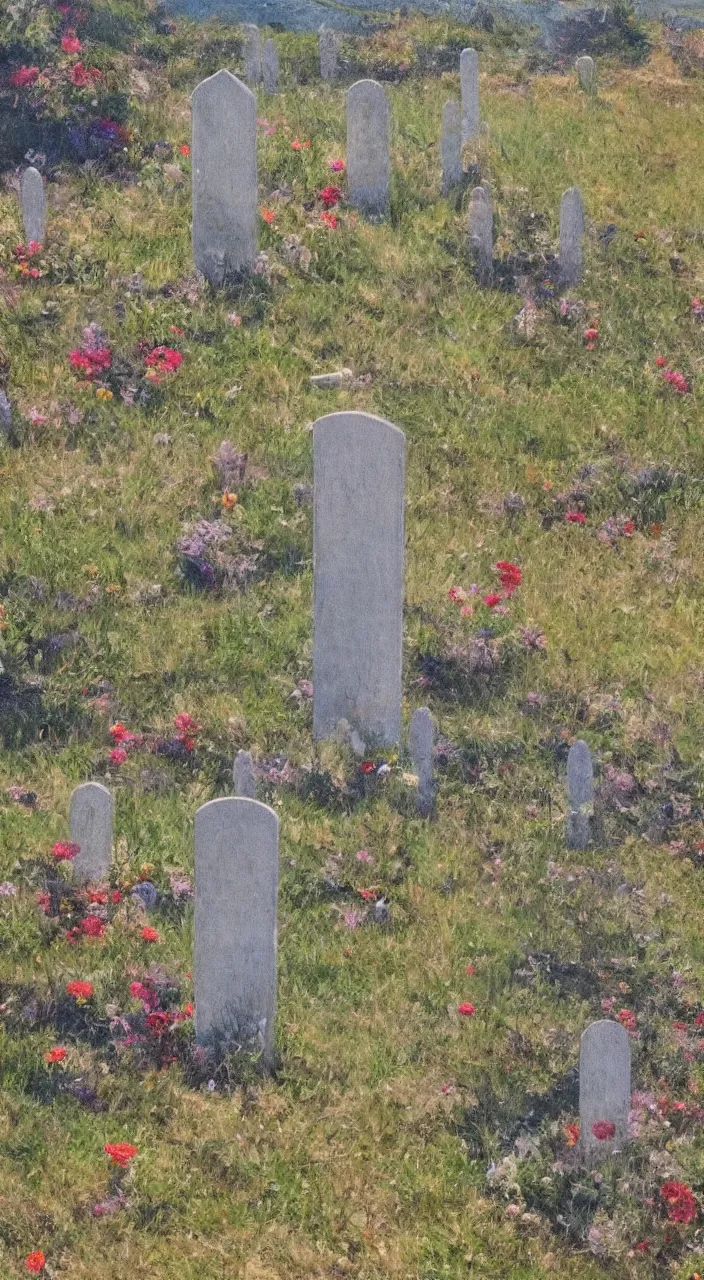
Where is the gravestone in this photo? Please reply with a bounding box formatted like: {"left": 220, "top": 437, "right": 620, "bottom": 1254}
{"left": 69, "top": 782, "right": 114, "bottom": 886}
{"left": 579, "top": 1019, "right": 631, "bottom": 1164}
{"left": 441, "top": 99, "right": 462, "bottom": 194}
{"left": 468, "top": 186, "right": 493, "bottom": 285}
{"left": 262, "top": 38, "right": 280, "bottom": 93}
{"left": 460, "top": 48, "right": 480, "bottom": 145}
{"left": 566, "top": 738, "right": 593, "bottom": 849}
{"left": 20, "top": 166, "right": 46, "bottom": 246}
{"left": 313, "top": 411, "right": 405, "bottom": 746}
{"left": 194, "top": 797, "right": 278, "bottom": 1068}
{"left": 243, "top": 23, "right": 262, "bottom": 86}
{"left": 191, "top": 69, "right": 257, "bottom": 286}
{"left": 409, "top": 707, "right": 434, "bottom": 816}
{"left": 347, "top": 79, "right": 390, "bottom": 217}
{"left": 559, "top": 186, "right": 584, "bottom": 286}
{"left": 320, "top": 27, "right": 339, "bottom": 81}
{"left": 233, "top": 749, "right": 256, "bottom": 798}
{"left": 575, "top": 54, "right": 595, "bottom": 89}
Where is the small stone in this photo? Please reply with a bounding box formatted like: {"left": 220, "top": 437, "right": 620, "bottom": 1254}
{"left": 468, "top": 186, "right": 493, "bottom": 286}
{"left": 460, "top": 48, "right": 480, "bottom": 145}
{"left": 575, "top": 55, "right": 595, "bottom": 90}
{"left": 310, "top": 369, "right": 353, "bottom": 388}
{"left": 20, "top": 166, "right": 46, "bottom": 246}
{"left": 559, "top": 186, "right": 584, "bottom": 287}
{"left": 441, "top": 99, "right": 462, "bottom": 194}
{"left": 131, "top": 880, "right": 158, "bottom": 910}
{"left": 409, "top": 707, "right": 434, "bottom": 816}
{"left": 262, "top": 38, "right": 280, "bottom": 94}
{"left": 566, "top": 739, "right": 593, "bottom": 850}
{"left": 319, "top": 27, "right": 339, "bottom": 82}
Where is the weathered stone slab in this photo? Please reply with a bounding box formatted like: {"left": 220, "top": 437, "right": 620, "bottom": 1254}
{"left": 20, "top": 167, "right": 46, "bottom": 246}
{"left": 194, "top": 797, "right": 278, "bottom": 1067}
{"left": 460, "top": 48, "right": 480, "bottom": 145}
{"left": 579, "top": 1019, "right": 631, "bottom": 1163}
{"left": 559, "top": 185, "right": 584, "bottom": 286}
{"left": 566, "top": 737, "right": 593, "bottom": 849}
{"left": 346, "top": 79, "right": 390, "bottom": 217}
{"left": 575, "top": 54, "right": 595, "bottom": 89}
{"left": 319, "top": 27, "right": 339, "bottom": 80}
{"left": 233, "top": 749, "right": 256, "bottom": 798}
{"left": 262, "top": 37, "right": 280, "bottom": 93}
{"left": 243, "top": 23, "right": 262, "bottom": 85}
{"left": 192, "top": 69, "right": 257, "bottom": 286}
{"left": 441, "top": 99, "right": 462, "bottom": 194}
{"left": 409, "top": 707, "right": 434, "bottom": 816}
{"left": 69, "top": 782, "right": 114, "bottom": 886}
{"left": 310, "top": 369, "right": 353, "bottom": 388}
{"left": 468, "top": 185, "right": 493, "bottom": 285}
{"left": 313, "top": 411, "right": 405, "bottom": 746}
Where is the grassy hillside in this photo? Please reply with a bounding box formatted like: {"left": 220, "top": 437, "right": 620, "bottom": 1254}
{"left": 3, "top": 5, "right": 704, "bottom": 1277}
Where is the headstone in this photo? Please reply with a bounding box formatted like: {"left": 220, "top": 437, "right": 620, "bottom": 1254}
{"left": 559, "top": 186, "right": 584, "bottom": 287}
{"left": 20, "top": 166, "right": 46, "bottom": 246}
{"left": 441, "top": 99, "right": 462, "bottom": 194}
{"left": 313, "top": 412, "right": 405, "bottom": 746}
{"left": 460, "top": 48, "right": 480, "bottom": 145}
{"left": 566, "top": 738, "right": 593, "bottom": 850}
{"left": 194, "top": 797, "right": 278, "bottom": 1068}
{"left": 575, "top": 55, "right": 595, "bottom": 90}
{"left": 346, "top": 80, "right": 390, "bottom": 218}
{"left": 319, "top": 27, "right": 339, "bottom": 81}
{"left": 243, "top": 24, "right": 262, "bottom": 86}
{"left": 233, "top": 749, "right": 256, "bottom": 798}
{"left": 409, "top": 707, "right": 434, "bottom": 816}
{"left": 579, "top": 1019, "right": 631, "bottom": 1164}
{"left": 468, "top": 186, "right": 493, "bottom": 285}
{"left": 262, "top": 38, "right": 280, "bottom": 94}
{"left": 69, "top": 782, "right": 114, "bottom": 886}
{"left": 191, "top": 69, "right": 258, "bottom": 287}
{"left": 0, "top": 389, "right": 11, "bottom": 441}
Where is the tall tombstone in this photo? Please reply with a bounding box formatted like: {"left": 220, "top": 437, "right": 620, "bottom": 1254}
{"left": 69, "top": 782, "right": 114, "bottom": 886}
{"left": 566, "top": 738, "right": 593, "bottom": 850}
{"left": 262, "top": 38, "right": 280, "bottom": 94}
{"left": 319, "top": 27, "right": 339, "bottom": 82}
{"left": 347, "top": 79, "right": 390, "bottom": 218}
{"left": 579, "top": 1020, "right": 631, "bottom": 1164}
{"left": 21, "top": 166, "right": 46, "bottom": 246}
{"left": 194, "top": 797, "right": 278, "bottom": 1068}
{"left": 243, "top": 24, "right": 262, "bottom": 87}
{"left": 468, "top": 186, "right": 493, "bottom": 286}
{"left": 233, "top": 749, "right": 256, "bottom": 799}
{"left": 559, "top": 186, "right": 584, "bottom": 287}
{"left": 441, "top": 99, "right": 462, "bottom": 195}
{"left": 460, "top": 48, "right": 480, "bottom": 146}
{"left": 409, "top": 707, "right": 434, "bottom": 817}
{"left": 313, "top": 412, "right": 405, "bottom": 746}
{"left": 191, "top": 69, "right": 257, "bottom": 287}
{"left": 575, "top": 55, "right": 595, "bottom": 90}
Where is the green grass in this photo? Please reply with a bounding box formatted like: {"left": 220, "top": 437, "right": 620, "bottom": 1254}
{"left": 2, "top": 9, "right": 704, "bottom": 1278}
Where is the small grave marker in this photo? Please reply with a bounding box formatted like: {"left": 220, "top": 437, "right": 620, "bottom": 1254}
{"left": 566, "top": 738, "right": 593, "bottom": 849}
{"left": 468, "top": 186, "right": 493, "bottom": 285}
{"left": 409, "top": 707, "right": 434, "bottom": 816}
{"left": 441, "top": 99, "right": 462, "bottom": 194}
{"left": 69, "top": 782, "right": 114, "bottom": 886}
{"left": 233, "top": 749, "right": 256, "bottom": 798}
{"left": 579, "top": 1019, "right": 631, "bottom": 1163}
{"left": 20, "top": 167, "right": 46, "bottom": 246}
{"left": 559, "top": 186, "right": 584, "bottom": 286}
{"left": 347, "top": 79, "right": 390, "bottom": 217}
{"left": 262, "top": 38, "right": 280, "bottom": 94}
{"left": 191, "top": 69, "right": 257, "bottom": 286}
{"left": 575, "top": 55, "right": 595, "bottom": 90}
{"left": 243, "top": 24, "right": 262, "bottom": 86}
{"left": 320, "top": 28, "right": 339, "bottom": 81}
{"left": 460, "top": 48, "right": 480, "bottom": 145}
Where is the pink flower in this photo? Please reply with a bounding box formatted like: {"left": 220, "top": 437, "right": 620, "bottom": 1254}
{"left": 355, "top": 849, "right": 373, "bottom": 864}
{"left": 591, "top": 1120, "right": 616, "bottom": 1140}
{"left": 109, "top": 747, "right": 128, "bottom": 766}
{"left": 457, "top": 1002, "right": 475, "bottom": 1017}
{"left": 329, "top": 159, "right": 345, "bottom": 172}
{"left": 61, "top": 30, "right": 82, "bottom": 52}
{"left": 51, "top": 841, "right": 80, "bottom": 861}
{"left": 483, "top": 594, "right": 502, "bottom": 609}
{"left": 663, "top": 368, "right": 691, "bottom": 394}
{"left": 565, "top": 511, "right": 586, "bottom": 524}
{"left": 321, "top": 211, "right": 338, "bottom": 229}
{"left": 9, "top": 67, "right": 40, "bottom": 88}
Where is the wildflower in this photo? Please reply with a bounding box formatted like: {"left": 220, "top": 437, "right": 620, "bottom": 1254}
{"left": 95, "top": 387, "right": 113, "bottom": 400}
{"left": 61, "top": 29, "right": 82, "bottom": 52}
{"left": 356, "top": 850, "right": 373, "bottom": 863}
{"left": 448, "top": 586, "right": 467, "bottom": 603}
{"left": 143, "top": 346, "right": 182, "bottom": 376}
{"left": 227, "top": 312, "right": 242, "bottom": 326}
{"left": 0, "top": 881, "right": 16, "bottom": 896}
{"left": 591, "top": 1120, "right": 616, "bottom": 1140}
{"left": 146, "top": 1010, "right": 171, "bottom": 1035}
{"left": 69, "top": 344, "right": 111, "bottom": 380}
{"left": 70, "top": 62, "right": 102, "bottom": 87}
{"left": 52, "top": 841, "right": 80, "bottom": 861}
{"left": 617, "top": 1008, "right": 637, "bottom": 1031}
{"left": 329, "top": 158, "right": 345, "bottom": 172}
{"left": 663, "top": 368, "right": 691, "bottom": 394}
{"left": 583, "top": 326, "right": 599, "bottom": 350}
{"left": 9, "top": 67, "right": 40, "bottom": 88}
{"left": 655, "top": 355, "right": 666, "bottom": 367}
{"left": 358, "top": 888, "right": 377, "bottom": 901}
{"left": 632, "top": 1241, "right": 650, "bottom": 1254}
{"left": 109, "top": 723, "right": 133, "bottom": 744}
{"left": 563, "top": 1122, "right": 580, "bottom": 1146}
{"left": 66, "top": 980, "right": 93, "bottom": 999}
{"left": 483, "top": 593, "right": 502, "bottom": 609}
{"left": 660, "top": 1180, "right": 697, "bottom": 1224}
{"left": 260, "top": 208, "right": 276, "bottom": 224}
{"left": 458, "top": 1002, "right": 475, "bottom": 1017}
{"left": 44, "top": 1046, "right": 67, "bottom": 1064}
{"left": 291, "top": 138, "right": 311, "bottom": 150}
{"left": 104, "top": 1142, "right": 138, "bottom": 1167}
{"left": 319, "top": 185, "right": 343, "bottom": 209}
{"left": 174, "top": 712, "right": 201, "bottom": 751}
{"left": 221, "top": 491, "right": 238, "bottom": 510}
{"left": 81, "top": 915, "right": 105, "bottom": 938}
{"left": 109, "top": 747, "right": 128, "bottom": 766}
{"left": 360, "top": 761, "right": 376, "bottom": 774}
{"left": 565, "top": 511, "right": 586, "bottom": 524}
{"left": 141, "top": 926, "right": 159, "bottom": 943}
{"left": 25, "top": 1253, "right": 46, "bottom": 1273}
{"left": 494, "top": 560, "right": 522, "bottom": 594}
{"left": 321, "top": 211, "right": 338, "bottom": 229}
{"left": 183, "top": 1003, "right": 194, "bottom": 1017}
{"left": 691, "top": 297, "right": 704, "bottom": 319}
{"left": 179, "top": 144, "right": 190, "bottom": 156}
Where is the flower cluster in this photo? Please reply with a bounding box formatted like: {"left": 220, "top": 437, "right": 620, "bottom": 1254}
{"left": 660, "top": 1180, "right": 697, "bottom": 1224}
{"left": 13, "top": 241, "right": 43, "bottom": 279}
{"left": 69, "top": 324, "right": 112, "bottom": 380}
{"left": 655, "top": 357, "right": 691, "bottom": 393}
{"left": 143, "top": 345, "right": 183, "bottom": 380}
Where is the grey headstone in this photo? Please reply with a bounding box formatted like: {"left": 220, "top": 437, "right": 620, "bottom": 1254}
{"left": 194, "top": 797, "right": 278, "bottom": 1068}
{"left": 567, "top": 738, "right": 593, "bottom": 850}
{"left": 441, "top": 99, "right": 462, "bottom": 194}
{"left": 262, "top": 38, "right": 280, "bottom": 93}
{"left": 320, "top": 27, "right": 339, "bottom": 81}
{"left": 233, "top": 749, "right": 256, "bottom": 798}
{"left": 192, "top": 69, "right": 258, "bottom": 287}
{"left": 243, "top": 24, "right": 262, "bottom": 86}
{"left": 579, "top": 1019, "right": 631, "bottom": 1164}
{"left": 409, "top": 707, "right": 434, "bottom": 816}
{"left": 0, "top": 389, "right": 11, "bottom": 441}
{"left": 21, "top": 166, "right": 46, "bottom": 246}
{"left": 313, "top": 411, "right": 405, "bottom": 746}
{"left": 468, "top": 186, "right": 493, "bottom": 285}
{"left": 460, "top": 48, "right": 480, "bottom": 145}
{"left": 347, "top": 79, "right": 390, "bottom": 218}
{"left": 69, "top": 782, "right": 114, "bottom": 886}
{"left": 575, "top": 55, "right": 595, "bottom": 89}
{"left": 559, "top": 186, "right": 584, "bottom": 286}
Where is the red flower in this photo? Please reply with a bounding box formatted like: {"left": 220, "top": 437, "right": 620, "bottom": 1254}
{"left": 448, "top": 586, "right": 467, "bottom": 603}
{"left": 583, "top": 326, "right": 599, "bottom": 350}
{"left": 565, "top": 511, "right": 586, "bottom": 524}
{"left": 109, "top": 722, "right": 131, "bottom": 743}
{"left": 183, "top": 1002, "right": 194, "bottom": 1017}
{"left": 25, "top": 1253, "right": 46, "bottom": 1273}
{"left": 52, "top": 841, "right": 80, "bottom": 861}
{"left": 61, "top": 29, "right": 82, "bottom": 52}
{"left": 174, "top": 712, "right": 200, "bottom": 735}
{"left": 141, "top": 926, "right": 159, "bottom": 943}
{"left": 358, "top": 888, "right": 377, "bottom": 901}
{"left": 360, "top": 761, "right": 376, "bottom": 774}
{"left": 321, "top": 211, "right": 338, "bottom": 229}
{"left": 129, "top": 981, "right": 159, "bottom": 1010}
{"left": 112, "top": 889, "right": 121, "bottom": 904}
{"left": 81, "top": 915, "right": 105, "bottom": 938}
{"left": 44, "top": 1046, "right": 67, "bottom": 1064}
{"left": 591, "top": 1120, "right": 616, "bottom": 1140}
{"left": 695, "top": 1012, "right": 704, "bottom": 1027}
{"left": 494, "top": 561, "right": 522, "bottom": 595}
{"left": 617, "top": 1008, "right": 637, "bottom": 1031}
{"left": 563, "top": 1122, "right": 580, "bottom": 1147}
{"left": 179, "top": 144, "right": 190, "bottom": 156}
{"left": 144, "top": 346, "right": 182, "bottom": 375}
{"left": 104, "top": 1142, "right": 138, "bottom": 1167}
{"left": 291, "top": 138, "right": 311, "bottom": 150}
{"left": 69, "top": 345, "right": 111, "bottom": 379}
{"left": 663, "top": 368, "right": 691, "bottom": 394}
{"left": 660, "top": 1180, "right": 697, "bottom": 1224}
{"left": 9, "top": 67, "right": 40, "bottom": 88}
{"left": 483, "top": 593, "right": 502, "bottom": 608}
{"left": 66, "top": 980, "right": 93, "bottom": 999}
{"left": 632, "top": 1241, "right": 650, "bottom": 1254}
{"left": 655, "top": 355, "right": 666, "bottom": 367}
{"left": 70, "top": 61, "right": 102, "bottom": 87}
{"left": 260, "top": 208, "right": 276, "bottom": 224}
{"left": 146, "top": 1010, "right": 172, "bottom": 1035}
{"left": 109, "top": 747, "right": 128, "bottom": 766}
{"left": 319, "top": 184, "right": 342, "bottom": 209}
{"left": 457, "top": 1002, "right": 475, "bottom": 1017}
{"left": 329, "top": 158, "right": 345, "bottom": 172}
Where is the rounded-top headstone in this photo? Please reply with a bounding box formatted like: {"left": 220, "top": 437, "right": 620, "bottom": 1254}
{"left": 441, "top": 99, "right": 462, "bottom": 194}
{"left": 69, "top": 782, "right": 114, "bottom": 886}
{"left": 191, "top": 69, "right": 257, "bottom": 287}
{"left": 559, "top": 186, "right": 584, "bottom": 286}
{"left": 460, "top": 48, "right": 480, "bottom": 144}
{"left": 21, "top": 166, "right": 46, "bottom": 246}
{"left": 579, "top": 1019, "right": 631, "bottom": 1163}
{"left": 575, "top": 55, "right": 595, "bottom": 90}
{"left": 346, "top": 79, "right": 390, "bottom": 217}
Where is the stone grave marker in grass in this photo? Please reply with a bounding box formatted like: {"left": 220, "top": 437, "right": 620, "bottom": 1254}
{"left": 579, "top": 1019, "right": 631, "bottom": 1164}
{"left": 347, "top": 79, "right": 390, "bottom": 217}
{"left": 441, "top": 99, "right": 462, "bottom": 195}
{"left": 409, "top": 707, "right": 435, "bottom": 816}
{"left": 460, "top": 48, "right": 480, "bottom": 146}
{"left": 468, "top": 186, "right": 493, "bottom": 285}
{"left": 559, "top": 186, "right": 584, "bottom": 286}
{"left": 262, "top": 38, "right": 280, "bottom": 94}
{"left": 566, "top": 738, "right": 593, "bottom": 850}
{"left": 70, "top": 782, "right": 114, "bottom": 886}
{"left": 191, "top": 69, "right": 257, "bottom": 286}
{"left": 21, "top": 167, "right": 46, "bottom": 246}
{"left": 233, "top": 749, "right": 256, "bottom": 798}
{"left": 320, "top": 28, "right": 339, "bottom": 82}
{"left": 575, "top": 55, "right": 595, "bottom": 90}
{"left": 243, "top": 24, "right": 262, "bottom": 87}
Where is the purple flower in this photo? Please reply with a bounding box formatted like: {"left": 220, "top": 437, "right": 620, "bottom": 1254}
{"left": 0, "top": 882, "right": 16, "bottom": 897}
